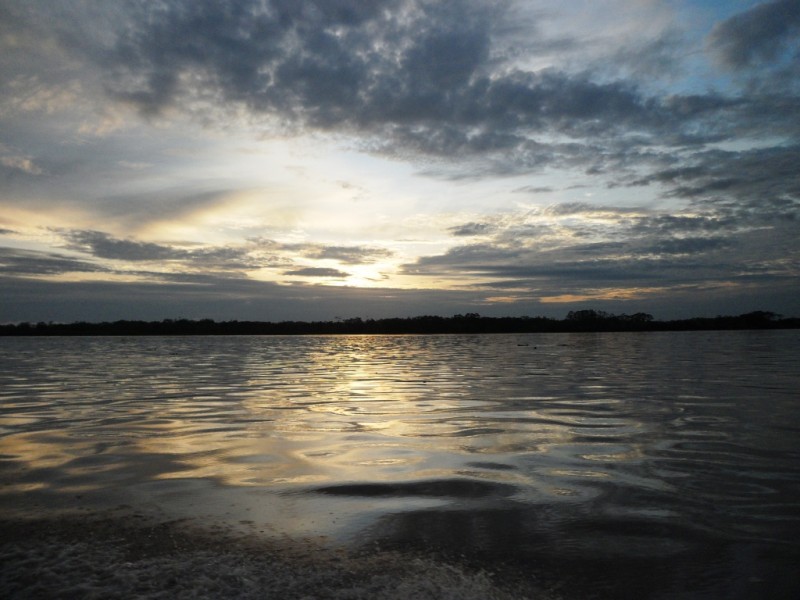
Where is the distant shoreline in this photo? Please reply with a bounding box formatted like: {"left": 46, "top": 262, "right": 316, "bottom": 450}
{"left": 2, "top": 311, "right": 798, "bottom": 336}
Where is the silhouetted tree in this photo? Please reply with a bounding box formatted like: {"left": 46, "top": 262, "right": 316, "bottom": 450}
{"left": 566, "top": 309, "right": 610, "bottom": 322}
{"left": 2, "top": 310, "right": 798, "bottom": 336}
{"left": 630, "top": 312, "right": 654, "bottom": 322}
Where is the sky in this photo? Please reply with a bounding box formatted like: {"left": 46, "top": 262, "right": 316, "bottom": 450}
{"left": 1, "top": 0, "right": 799, "bottom": 323}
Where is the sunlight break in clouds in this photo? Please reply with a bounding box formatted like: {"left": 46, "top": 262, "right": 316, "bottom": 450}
{"left": 0, "top": 0, "right": 798, "bottom": 322}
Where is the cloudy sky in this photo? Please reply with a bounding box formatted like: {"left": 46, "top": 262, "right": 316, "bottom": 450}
{"left": 1, "top": 0, "right": 798, "bottom": 323}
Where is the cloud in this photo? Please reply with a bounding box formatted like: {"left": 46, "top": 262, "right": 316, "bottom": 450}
{"left": 407, "top": 243, "right": 523, "bottom": 273}
{"left": 644, "top": 145, "right": 800, "bottom": 221}
{"left": 284, "top": 267, "right": 349, "bottom": 278}
{"left": 0, "top": 1, "right": 798, "bottom": 322}
{"left": 4, "top": 0, "right": 798, "bottom": 179}
{"left": 405, "top": 240, "right": 782, "bottom": 294}
{"left": 0, "top": 247, "right": 105, "bottom": 276}
{"left": 64, "top": 230, "right": 191, "bottom": 262}
{"left": 513, "top": 186, "right": 553, "bottom": 194}
{"left": 448, "top": 222, "right": 496, "bottom": 237}
{"left": 44, "top": 0, "right": 750, "bottom": 170}
{"left": 646, "top": 236, "right": 729, "bottom": 255}
{"left": 93, "top": 188, "right": 251, "bottom": 230}
{"left": 630, "top": 214, "right": 737, "bottom": 236}
{"left": 58, "top": 230, "right": 404, "bottom": 280}
{"left": 542, "top": 202, "right": 643, "bottom": 217}
{"left": 403, "top": 189, "right": 798, "bottom": 301}
{"left": 0, "top": 271, "right": 540, "bottom": 323}
{"left": 300, "top": 245, "right": 394, "bottom": 264}
{"left": 1, "top": 155, "right": 43, "bottom": 175}
{"left": 59, "top": 230, "right": 293, "bottom": 273}
{"left": 708, "top": 0, "right": 800, "bottom": 69}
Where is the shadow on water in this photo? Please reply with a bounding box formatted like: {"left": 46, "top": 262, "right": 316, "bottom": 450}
{"left": 358, "top": 500, "right": 800, "bottom": 599}
{"left": 314, "top": 479, "right": 517, "bottom": 498}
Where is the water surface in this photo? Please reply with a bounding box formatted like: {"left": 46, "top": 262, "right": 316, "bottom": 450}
{"left": 1, "top": 332, "right": 799, "bottom": 598}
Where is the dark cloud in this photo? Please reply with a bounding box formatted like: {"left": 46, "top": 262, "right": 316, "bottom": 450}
{"left": 404, "top": 197, "right": 797, "bottom": 298}
{"left": 469, "top": 261, "right": 665, "bottom": 284}
{"left": 58, "top": 230, "right": 402, "bottom": 276}
{"left": 64, "top": 230, "right": 190, "bottom": 262}
{"left": 93, "top": 188, "right": 245, "bottom": 228}
{"left": 661, "top": 93, "right": 744, "bottom": 118}
{"left": 5, "top": 0, "right": 798, "bottom": 179}
{"left": 405, "top": 243, "right": 777, "bottom": 293}
{"left": 61, "top": 230, "right": 290, "bottom": 271}
{"left": 410, "top": 246, "right": 769, "bottom": 293}
{"left": 708, "top": 0, "right": 800, "bottom": 69}
{"left": 630, "top": 214, "right": 737, "bottom": 236}
{"left": 0, "top": 247, "right": 105, "bottom": 276}
{"left": 407, "top": 243, "right": 522, "bottom": 272}
{"left": 542, "top": 202, "right": 643, "bottom": 216}
{"left": 1, "top": 237, "right": 797, "bottom": 323}
{"left": 55, "top": 0, "right": 781, "bottom": 172}
{"left": 448, "top": 222, "right": 495, "bottom": 237}
{"left": 301, "top": 245, "right": 393, "bottom": 264}
{"left": 646, "top": 145, "right": 800, "bottom": 222}
{"left": 608, "top": 29, "right": 689, "bottom": 80}
{"left": 0, "top": 272, "right": 547, "bottom": 323}
{"left": 98, "top": 0, "right": 404, "bottom": 121}
{"left": 646, "top": 237, "right": 729, "bottom": 255}
{"left": 284, "top": 267, "right": 349, "bottom": 278}
{"left": 513, "top": 186, "right": 553, "bottom": 194}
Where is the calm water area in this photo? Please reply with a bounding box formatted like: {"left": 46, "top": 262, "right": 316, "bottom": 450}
{"left": 1, "top": 331, "right": 799, "bottom": 598}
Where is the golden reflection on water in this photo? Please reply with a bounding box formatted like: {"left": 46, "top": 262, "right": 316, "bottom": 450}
{"left": 0, "top": 432, "right": 85, "bottom": 470}
{"left": 2, "top": 332, "right": 799, "bottom": 550}
{"left": 4, "top": 333, "right": 800, "bottom": 600}
{"left": 0, "top": 335, "right": 591, "bottom": 497}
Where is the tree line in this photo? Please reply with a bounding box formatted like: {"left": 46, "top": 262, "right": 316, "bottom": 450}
{"left": 1, "top": 310, "right": 797, "bottom": 336}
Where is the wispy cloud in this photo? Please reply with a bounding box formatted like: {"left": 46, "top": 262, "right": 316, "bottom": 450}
{"left": 0, "top": 247, "right": 105, "bottom": 277}
{"left": 1, "top": 155, "right": 43, "bottom": 175}
{"left": 299, "top": 245, "right": 394, "bottom": 264}
{"left": 284, "top": 267, "right": 350, "bottom": 278}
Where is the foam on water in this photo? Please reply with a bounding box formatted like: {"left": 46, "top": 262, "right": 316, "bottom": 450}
{"left": 0, "top": 509, "right": 556, "bottom": 600}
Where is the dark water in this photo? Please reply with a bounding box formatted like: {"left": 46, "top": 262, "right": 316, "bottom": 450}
{"left": 1, "top": 331, "right": 799, "bottom": 598}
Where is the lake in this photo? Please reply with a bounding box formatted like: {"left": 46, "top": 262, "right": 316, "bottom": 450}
{"left": 1, "top": 331, "right": 799, "bottom": 598}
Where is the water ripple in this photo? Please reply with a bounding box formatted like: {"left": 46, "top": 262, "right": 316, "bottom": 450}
{"left": 2, "top": 331, "right": 800, "bottom": 596}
